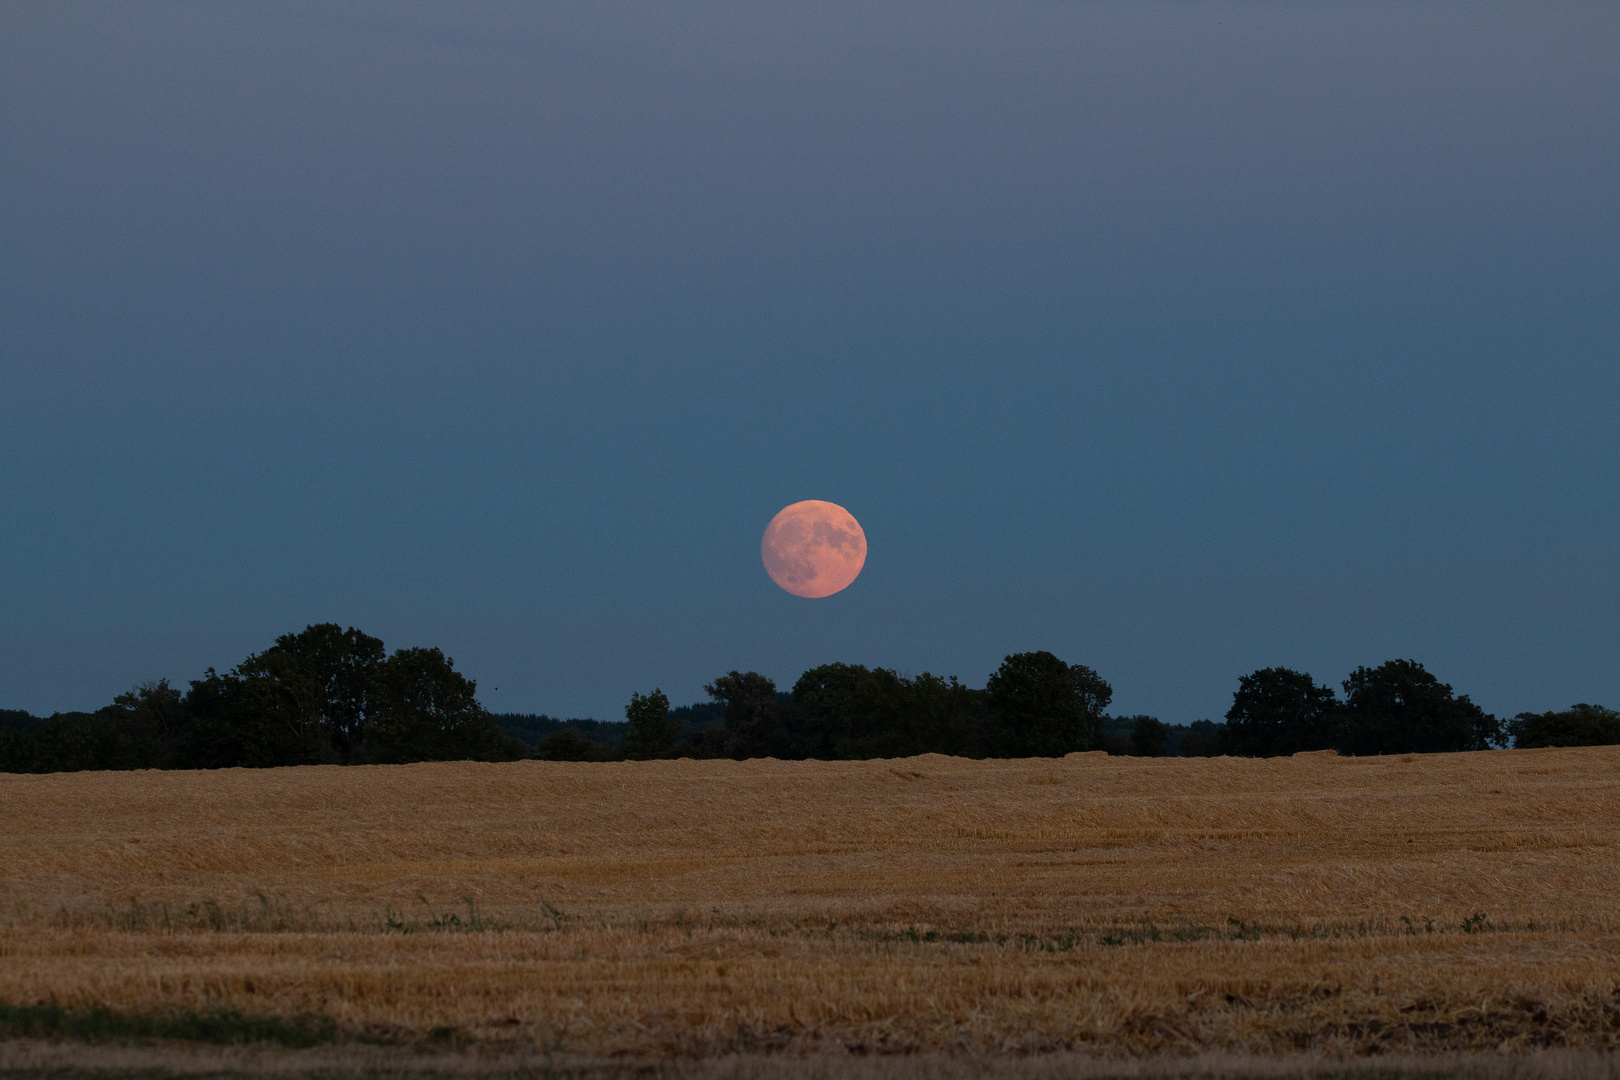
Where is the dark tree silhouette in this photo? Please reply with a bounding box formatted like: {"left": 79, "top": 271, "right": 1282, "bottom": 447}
{"left": 533, "top": 730, "right": 618, "bottom": 761}
{"left": 1340, "top": 660, "right": 1502, "bottom": 755}
{"left": 366, "top": 647, "right": 518, "bottom": 763}
{"left": 984, "top": 651, "right": 1093, "bottom": 757}
{"left": 4, "top": 630, "right": 1533, "bottom": 772}
{"left": 1175, "top": 720, "right": 1222, "bottom": 757}
{"left": 905, "top": 671, "right": 979, "bottom": 758}
{"left": 1222, "top": 667, "right": 1339, "bottom": 757}
{"left": 103, "top": 680, "right": 187, "bottom": 769}
{"left": 623, "top": 688, "right": 678, "bottom": 759}
{"left": 704, "top": 671, "right": 798, "bottom": 759}
{"left": 790, "top": 663, "right": 975, "bottom": 759}
{"left": 1509, "top": 704, "right": 1620, "bottom": 748}
{"left": 1070, "top": 663, "right": 1114, "bottom": 748}
{"left": 183, "top": 666, "right": 326, "bottom": 768}
{"left": 793, "top": 663, "right": 911, "bottom": 759}
{"left": 242, "top": 624, "right": 385, "bottom": 755}
{"left": 0, "top": 710, "right": 118, "bottom": 773}
{"left": 1, "top": 625, "right": 524, "bottom": 773}
{"left": 180, "top": 624, "right": 386, "bottom": 767}
{"left": 1131, "top": 715, "right": 1169, "bottom": 757}
{"left": 792, "top": 662, "right": 873, "bottom": 759}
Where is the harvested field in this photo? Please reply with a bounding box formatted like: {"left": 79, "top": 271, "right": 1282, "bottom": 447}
{"left": 6, "top": 1043, "right": 1620, "bottom": 1080}
{"left": 1, "top": 749, "right": 1618, "bottom": 1057}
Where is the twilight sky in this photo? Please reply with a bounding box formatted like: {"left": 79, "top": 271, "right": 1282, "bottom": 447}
{"left": 2, "top": 2, "right": 1617, "bottom": 723}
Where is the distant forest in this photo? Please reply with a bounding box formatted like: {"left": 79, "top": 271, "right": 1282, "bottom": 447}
{"left": 2, "top": 623, "right": 1615, "bottom": 774}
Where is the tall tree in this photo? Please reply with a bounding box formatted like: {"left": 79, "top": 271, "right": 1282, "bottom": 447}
{"left": 623, "top": 688, "right": 678, "bottom": 759}
{"left": 237, "top": 624, "right": 386, "bottom": 756}
{"left": 704, "top": 671, "right": 799, "bottom": 759}
{"left": 905, "top": 671, "right": 979, "bottom": 757}
{"left": 1222, "top": 667, "right": 1339, "bottom": 757}
{"left": 181, "top": 623, "right": 385, "bottom": 767}
{"left": 792, "top": 664, "right": 982, "bottom": 759}
{"left": 792, "top": 663, "right": 871, "bottom": 759}
{"left": 984, "top": 651, "right": 1092, "bottom": 757}
{"left": 1340, "top": 660, "right": 1502, "bottom": 755}
{"left": 367, "top": 647, "right": 517, "bottom": 763}
{"left": 1070, "top": 663, "right": 1114, "bottom": 748}
{"left": 102, "top": 679, "right": 187, "bottom": 769}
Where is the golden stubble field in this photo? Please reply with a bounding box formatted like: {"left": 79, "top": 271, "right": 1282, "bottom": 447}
{"left": 1, "top": 749, "right": 1618, "bottom": 1057}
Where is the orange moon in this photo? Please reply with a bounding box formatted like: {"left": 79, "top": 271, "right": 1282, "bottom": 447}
{"left": 761, "top": 500, "right": 867, "bottom": 598}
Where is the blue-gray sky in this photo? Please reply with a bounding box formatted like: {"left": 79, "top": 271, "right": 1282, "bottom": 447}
{"left": 2, "top": 2, "right": 1617, "bottom": 723}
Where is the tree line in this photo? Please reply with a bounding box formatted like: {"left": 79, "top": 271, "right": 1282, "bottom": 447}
{"left": 3, "top": 625, "right": 1615, "bottom": 773}
{"left": 1216, "top": 663, "right": 1620, "bottom": 756}
{"left": 0, "top": 624, "right": 519, "bottom": 773}
{"left": 605, "top": 654, "right": 1617, "bottom": 762}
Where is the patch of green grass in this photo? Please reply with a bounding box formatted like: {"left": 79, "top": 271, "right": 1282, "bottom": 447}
{"left": 0, "top": 1002, "right": 341, "bottom": 1047}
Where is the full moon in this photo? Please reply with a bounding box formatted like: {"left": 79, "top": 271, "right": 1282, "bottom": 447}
{"left": 761, "top": 500, "right": 867, "bottom": 598}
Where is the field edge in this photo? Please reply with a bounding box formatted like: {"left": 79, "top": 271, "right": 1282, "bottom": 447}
{"left": 5, "top": 1041, "right": 1620, "bottom": 1080}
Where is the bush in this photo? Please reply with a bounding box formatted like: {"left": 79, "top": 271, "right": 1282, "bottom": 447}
{"left": 532, "top": 730, "right": 618, "bottom": 761}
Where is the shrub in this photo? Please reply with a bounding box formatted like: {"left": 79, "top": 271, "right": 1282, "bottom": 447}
{"left": 533, "top": 730, "right": 618, "bottom": 761}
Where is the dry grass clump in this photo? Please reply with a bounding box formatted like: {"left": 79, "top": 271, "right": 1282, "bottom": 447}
{"left": 1, "top": 749, "right": 1617, "bottom": 1056}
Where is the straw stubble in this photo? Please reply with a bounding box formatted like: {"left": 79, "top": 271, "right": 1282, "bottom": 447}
{"left": 1, "top": 749, "right": 1617, "bottom": 1055}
